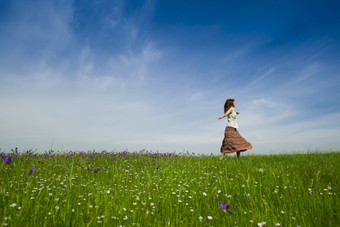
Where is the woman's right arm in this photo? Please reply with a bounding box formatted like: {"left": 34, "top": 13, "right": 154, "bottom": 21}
{"left": 218, "top": 108, "right": 232, "bottom": 120}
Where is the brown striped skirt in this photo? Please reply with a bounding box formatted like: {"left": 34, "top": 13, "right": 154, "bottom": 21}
{"left": 220, "top": 126, "right": 252, "bottom": 154}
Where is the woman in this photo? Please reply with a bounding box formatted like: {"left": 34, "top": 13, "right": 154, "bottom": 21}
{"left": 218, "top": 99, "right": 252, "bottom": 159}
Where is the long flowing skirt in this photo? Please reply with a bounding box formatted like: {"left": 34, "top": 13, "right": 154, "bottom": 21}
{"left": 220, "top": 126, "right": 252, "bottom": 154}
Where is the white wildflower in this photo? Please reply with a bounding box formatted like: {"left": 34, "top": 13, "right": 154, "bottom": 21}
{"left": 258, "top": 222, "right": 266, "bottom": 226}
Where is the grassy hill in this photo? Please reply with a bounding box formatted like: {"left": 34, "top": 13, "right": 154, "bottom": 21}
{"left": 1, "top": 150, "right": 339, "bottom": 226}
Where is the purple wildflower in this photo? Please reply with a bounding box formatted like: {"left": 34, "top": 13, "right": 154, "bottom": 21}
{"left": 220, "top": 201, "right": 226, "bottom": 210}
{"left": 220, "top": 201, "right": 232, "bottom": 214}
{"left": 209, "top": 180, "right": 213, "bottom": 185}
{"left": 29, "top": 167, "right": 35, "bottom": 174}
{"left": 86, "top": 167, "right": 92, "bottom": 172}
{"left": 97, "top": 168, "right": 101, "bottom": 171}
{"left": 152, "top": 163, "right": 158, "bottom": 169}
{"left": 3, "top": 156, "right": 11, "bottom": 164}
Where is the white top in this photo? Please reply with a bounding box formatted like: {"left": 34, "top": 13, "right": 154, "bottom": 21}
{"left": 227, "top": 107, "right": 239, "bottom": 128}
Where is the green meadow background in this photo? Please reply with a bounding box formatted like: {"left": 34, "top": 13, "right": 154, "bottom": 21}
{"left": 1, "top": 150, "right": 339, "bottom": 226}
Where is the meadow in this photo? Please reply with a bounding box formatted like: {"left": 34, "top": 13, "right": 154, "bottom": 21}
{"left": 1, "top": 149, "right": 339, "bottom": 226}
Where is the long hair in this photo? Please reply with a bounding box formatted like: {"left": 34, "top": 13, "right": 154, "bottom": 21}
{"left": 224, "top": 99, "right": 235, "bottom": 113}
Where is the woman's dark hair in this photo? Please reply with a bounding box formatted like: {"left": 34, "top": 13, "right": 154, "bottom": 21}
{"left": 224, "top": 99, "right": 235, "bottom": 113}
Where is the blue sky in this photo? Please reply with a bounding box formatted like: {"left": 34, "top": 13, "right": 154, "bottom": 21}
{"left": 1, "top": 0, "right": 339, "bottom": 154}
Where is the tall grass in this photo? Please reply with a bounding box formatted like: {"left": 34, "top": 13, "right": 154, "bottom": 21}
{"left": 1, "top": 150, "right": 339, "bottom": 226}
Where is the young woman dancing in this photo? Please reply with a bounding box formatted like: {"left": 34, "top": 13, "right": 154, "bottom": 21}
{"left": 218, "top": 99, "right": 252, "bottom": 159}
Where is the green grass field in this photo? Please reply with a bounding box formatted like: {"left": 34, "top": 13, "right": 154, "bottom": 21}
{"left": 1, "top": 150, "right": 339, "bottom": 226}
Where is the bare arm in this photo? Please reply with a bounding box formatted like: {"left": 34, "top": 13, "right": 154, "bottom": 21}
{"left": 218, "top": 108, "right": 232, "bottom": 120}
